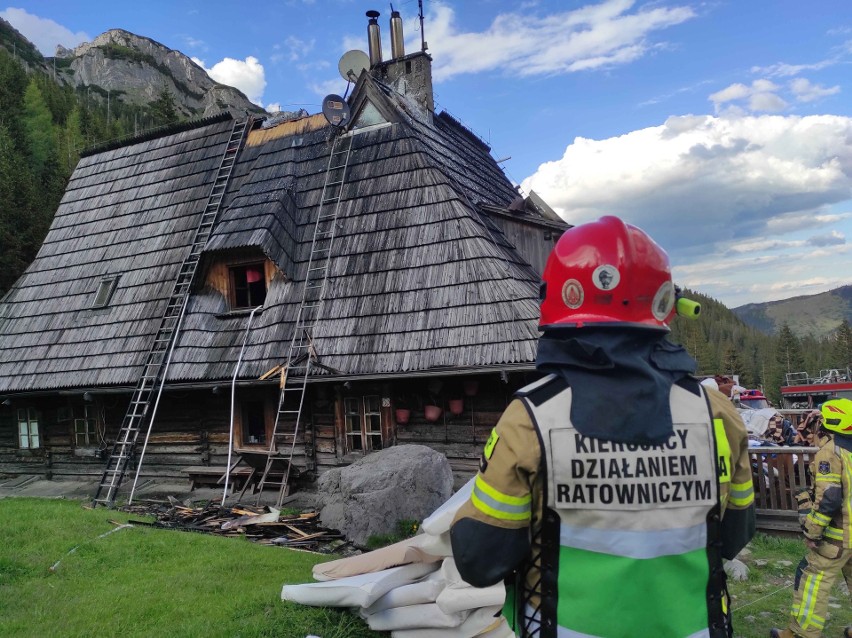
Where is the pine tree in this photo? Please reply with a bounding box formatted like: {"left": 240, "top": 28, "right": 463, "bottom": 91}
{"left": 834, "top": 319, "right": 852, "bottom": 369}
{"left": 721, "top": 342, "right": 744, "bottom": 377}
{"left": 775, "top": 322, "right": 805, "bottom": 373}
{"left": 22, "top": 79, "right": 57, "bottom": 174}
{"left": 150, "top": 86, "right": 178, "bottom": 126}
{"left": 59, "top": 106, "right": 84, "bottom": 172}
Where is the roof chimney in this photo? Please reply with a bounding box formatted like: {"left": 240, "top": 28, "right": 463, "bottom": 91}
{"left": 366, "top": 10, "right": 382, "bottom": 68}
{"left": 390, "top": 9, "right": 405, "bottom": 59}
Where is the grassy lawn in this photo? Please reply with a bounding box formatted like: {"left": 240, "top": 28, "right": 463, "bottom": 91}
{"left": 1, "top": 498, "right": 849, "bottom": 638}
{"left": 0, "top": 498, "right": 384, "bottom": 638}
{"left": 729, "top": 533, "right": 851, "bottom": 638}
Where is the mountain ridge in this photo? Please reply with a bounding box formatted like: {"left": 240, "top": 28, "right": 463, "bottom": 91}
{"left": 1, "top": 19, "right": 265, "bottom": 121}
{"left": 733, "top": 284, "right": 852, "bottom": 338}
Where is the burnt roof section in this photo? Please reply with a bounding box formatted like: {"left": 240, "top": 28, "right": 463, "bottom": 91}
{"left": 0, "top": 74, "right": 549, "bottom": 392}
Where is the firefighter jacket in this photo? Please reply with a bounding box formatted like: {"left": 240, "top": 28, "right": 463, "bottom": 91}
{"left": 802, "top": 431, "right": 852, "bottom": 549}
{"left": 451, "top": 375, "right": 756, "bottom": 638}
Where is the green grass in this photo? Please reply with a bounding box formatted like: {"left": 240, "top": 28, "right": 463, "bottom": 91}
{"left": 2, "top": 500, "right": 849, "bottom": 638}
{"left": 0, "top": 498, "right": 384, "bottom": 638}
{"left": 729, "top": 533, "right": 852, "bottom": 638}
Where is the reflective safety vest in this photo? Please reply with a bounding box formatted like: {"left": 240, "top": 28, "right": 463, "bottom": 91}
{"left": 517, "top": 376, "right": 726, "bottom": 638}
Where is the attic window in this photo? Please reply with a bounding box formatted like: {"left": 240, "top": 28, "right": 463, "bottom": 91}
{"left": 229, "top": 262, "right": 267, "bottom": 309}
{"left": 352, "top": 101, "right": 386, "bottom": 129}
{"left": 92, "top": 275, "right": 119, "bottom": 308}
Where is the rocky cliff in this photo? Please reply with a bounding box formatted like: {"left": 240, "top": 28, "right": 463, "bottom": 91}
{"left": 54, "top": 29, "right": 265, "bottom": 119}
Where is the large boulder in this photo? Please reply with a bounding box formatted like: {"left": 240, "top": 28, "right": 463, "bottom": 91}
{"left": 318, "top": 445, "right": 454, "bottom": 546}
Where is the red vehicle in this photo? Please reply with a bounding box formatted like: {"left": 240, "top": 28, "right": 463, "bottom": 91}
{"left": 737, "top": 389, "right": 770, "bottom": 410}
{"left": 780, "top": 367, "right": 852, "bottom": 409}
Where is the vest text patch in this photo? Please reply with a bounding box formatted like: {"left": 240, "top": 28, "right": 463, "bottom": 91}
{"left": 549, "top": 424, "right": 716, "bottom": 511}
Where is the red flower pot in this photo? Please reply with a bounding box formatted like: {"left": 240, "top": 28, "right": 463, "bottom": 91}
{"left": 424, "top": 405, "right": 442, "bottom": 422}
{"left": 395, "top": 408, "right": 411, "bottom": 424}
{"left": 449, "top": 399, "right": 464, "bottom": 415}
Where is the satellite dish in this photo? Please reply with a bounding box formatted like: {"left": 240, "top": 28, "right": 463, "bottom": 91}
{"left": 338, "top": 49, "right": 369, "bottom": 81}
{"left": 322, "top": 94, "right": 351, "bottom": 127}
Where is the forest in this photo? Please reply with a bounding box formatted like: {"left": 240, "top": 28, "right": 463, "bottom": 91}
{"left": 0, "top": 45, "right": 849, "bottom": 404}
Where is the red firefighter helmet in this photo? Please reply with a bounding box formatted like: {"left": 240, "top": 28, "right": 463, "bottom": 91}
{"left": 539, "top": 215, "right": 675, "bottom": 331}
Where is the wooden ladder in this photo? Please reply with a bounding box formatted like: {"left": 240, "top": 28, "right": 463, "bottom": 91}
{"left": 255, "top": 132, "right": 353, "bottom": 507}
{"left": 92, "top": 118, "right": 251, "bottom": 507}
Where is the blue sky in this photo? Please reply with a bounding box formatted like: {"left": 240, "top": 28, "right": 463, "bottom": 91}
{"left": 3, "top": 0, "right": 852, "bottom": 309}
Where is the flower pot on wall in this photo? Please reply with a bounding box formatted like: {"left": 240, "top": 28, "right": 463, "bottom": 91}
{"left": 448, "top": 399, "right": 464, "bottom": 415}
{"left": 463, "top": 379, "right": 479, "bottom": 397}
{"left": 395, "top": 408, "right": 411, "bottom": 424}
{"left": 424, "top": 405, "right": 443, "bottom": 422}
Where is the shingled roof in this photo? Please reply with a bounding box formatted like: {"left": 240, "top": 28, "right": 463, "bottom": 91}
{"left": 0, "top": 73, "right": 564, "bottom": 394}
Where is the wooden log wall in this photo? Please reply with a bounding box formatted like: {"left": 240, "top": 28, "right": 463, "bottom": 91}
{"left": 0, "top": 371, "right": 536, "bottom": 491}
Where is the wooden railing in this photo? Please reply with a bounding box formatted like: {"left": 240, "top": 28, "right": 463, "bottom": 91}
{"left": 748, "top": 446, "right": 817, "bottom": 531}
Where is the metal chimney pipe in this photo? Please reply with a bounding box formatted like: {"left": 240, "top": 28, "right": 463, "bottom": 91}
{"left": 366, "top": 10, "right": 382, "bottom": 67}
{"left": 390, "top": 9, "right": 405, "bottom": 59}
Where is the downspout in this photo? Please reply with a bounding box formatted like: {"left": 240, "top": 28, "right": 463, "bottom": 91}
{"left": 221, "top": 305, "right": 264, "bottom": 506}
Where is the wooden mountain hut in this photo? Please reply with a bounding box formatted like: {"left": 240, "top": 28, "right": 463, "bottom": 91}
{"left": 0, "top": 15, "right": 567, "bottom": 500}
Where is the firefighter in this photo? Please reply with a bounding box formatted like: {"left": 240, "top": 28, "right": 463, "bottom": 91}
{"left": 450, "top": 215, "right": 756, "bottom": 638}
{"left": 770, "top": 398, "right": 852, "bottom": 638}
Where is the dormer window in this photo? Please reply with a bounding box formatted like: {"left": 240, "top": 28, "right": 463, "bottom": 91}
{"left": 92, "top": 275, "right": 119, "bottom": 308}
{"left": 229, "top": 262, "right": 267, "bottom": 309}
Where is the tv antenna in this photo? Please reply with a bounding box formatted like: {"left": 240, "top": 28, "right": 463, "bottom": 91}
{"left": 338, "top": 50, "right": 369, "bottom": 82}
{"left": 321, "top": 94, "right": 351, "bottom": 127}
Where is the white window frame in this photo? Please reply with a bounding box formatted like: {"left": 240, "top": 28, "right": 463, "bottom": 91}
{"left": 17, "top": 407, "right": 40, "bottom": 449}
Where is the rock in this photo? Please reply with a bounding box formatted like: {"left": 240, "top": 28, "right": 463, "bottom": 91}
{"left": 775, "top": 560, "right": 793, "bottom": 567}
{"left": 754, "top": 559, "right": 769, "bottom": 567}
{"left": 736, "top": 546, "right": 752, "bottom": 557}
{"left": 724, "top": 558, "right": 749, "bottom": 581}
{"left": 317, "top": 445, "right": 454, "bottom": 546}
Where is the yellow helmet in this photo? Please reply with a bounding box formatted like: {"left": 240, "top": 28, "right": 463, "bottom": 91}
{"left": 821, "top": 398, "right": 852, "bottom": 435}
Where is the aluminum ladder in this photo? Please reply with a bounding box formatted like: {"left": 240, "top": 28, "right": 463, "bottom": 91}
{"left": 92, "top": 117, "right": 251, "bottom": 507}
{"left": 255, "top": 131, "right": 353, "bottom": 507}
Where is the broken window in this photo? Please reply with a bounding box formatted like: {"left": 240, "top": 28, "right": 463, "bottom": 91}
{"left": 229, "top": 263, "right": 267, "bottom": 309}
{"left": 344, "top": 395, "right": 384, "bottom": 453}
{"left": 92, "top": 275, "right": 120, "bottom": 308}
{"left": 17, "top": 407, "right": 40, "bottom": 449}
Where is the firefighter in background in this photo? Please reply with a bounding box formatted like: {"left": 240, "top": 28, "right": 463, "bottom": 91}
{"left": 771, "top": 398, "right": 852, "bottom": 638}
{"left": 450, "top": 216, "right": 756, "bottom": 638}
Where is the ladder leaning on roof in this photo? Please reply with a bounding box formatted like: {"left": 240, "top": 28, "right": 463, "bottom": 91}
{"left": 92, "top": 117, "right": 252, "bottom": 507}
{"left": 255, "top": 131, "right": 354, "bottom": 507}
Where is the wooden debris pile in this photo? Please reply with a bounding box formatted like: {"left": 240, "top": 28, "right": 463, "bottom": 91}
{"left": 121, "top": 498, "right": 348, "bottom": 552}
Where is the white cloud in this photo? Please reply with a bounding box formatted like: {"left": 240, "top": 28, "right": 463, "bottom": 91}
{"left": 521, "top": 114, "right": 852, "bottom": 257}
{"left": 193, "top": 55, "right": 266, "bottom": 105}
{"left": 749, "top": 91, "right": 787, "bottom": 112}
{"left": 0, "top": 7, "right": 89, "bottom": 56}
{"left": 708, "top": 83, "right": 750, "bottom": 105}
{"left": 752, "top": 58, "right": 840, "bottom": 78}
{"left": 179, "top": 35, "right": 207, "bottom": 53}
{"left": 807, "top": 230, "right": 845, "bottom": 246}
{"left": 283, "top": 35, "right": 315, "bottom": 62}
{"left": 710, "top": 80, "right": 786, "bottom": 113}
{"left": 790, "top": 77, "right": 840, "bottom": 103}
{"left": 417, "top": 0, "right": 694, "bottom": 82}
{"left": 308, "top": 78, "right": 345, "bottom": 98}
